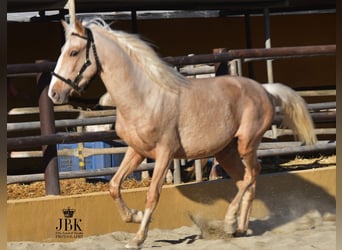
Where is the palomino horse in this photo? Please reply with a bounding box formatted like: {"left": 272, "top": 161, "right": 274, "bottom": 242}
{"left": 48, "top": 18, "right": 316, "bottom": 249}
{"left": 96, "top": 92, "right": 218, "bottom": 182}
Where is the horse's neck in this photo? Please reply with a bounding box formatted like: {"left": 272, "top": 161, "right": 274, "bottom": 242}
{"left": 95, "top": 29, "right": 164, "bottom": 117}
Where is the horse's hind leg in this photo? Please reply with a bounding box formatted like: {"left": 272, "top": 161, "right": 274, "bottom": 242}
{"left": 235, "top": 135, "right": 262, "bottom": 235}
{"left": 214, "top": 139, "right": 246, "bottom": 235}
{"left": 215, "top": 138, "right": 261, "bottom": 236}
{"left": 236, "top": 152, "right": 261, "bottom": 235}
{"left": 109, "top": 147, "right": 145, "bottom": 223}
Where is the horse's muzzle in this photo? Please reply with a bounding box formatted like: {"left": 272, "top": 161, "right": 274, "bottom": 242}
{"left": 48, "top": 87, "right": 69, "bottom": 104}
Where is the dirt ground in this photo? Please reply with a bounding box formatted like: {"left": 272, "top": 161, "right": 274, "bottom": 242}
{"left": 7, "top": 209, "right": 336, "bottom": 250}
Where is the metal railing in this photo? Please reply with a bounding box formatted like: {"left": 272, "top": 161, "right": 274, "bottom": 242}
{"left": 7, "top": 44, "right": 336, "bottom": 193}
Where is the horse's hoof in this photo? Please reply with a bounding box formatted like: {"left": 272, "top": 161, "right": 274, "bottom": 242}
{"left": 125, "top": 238, "right": 143, "bottom": 250}
{"left": 125, "top": 242, "right": 142, "bottom": 250}
{"left": 233, "top": 230, "right": 247, "bottom": 237}
{"left": 224, "top": 223, "right": 236, "bottom": 235}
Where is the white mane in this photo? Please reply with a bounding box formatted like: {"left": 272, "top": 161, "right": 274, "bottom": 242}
{"left": 83, "top": 18, "right": 189, "bottom": 93}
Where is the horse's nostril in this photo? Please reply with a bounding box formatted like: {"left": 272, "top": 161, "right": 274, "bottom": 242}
{"left": 49, "top": 89, "right": 59, "bottom": 101}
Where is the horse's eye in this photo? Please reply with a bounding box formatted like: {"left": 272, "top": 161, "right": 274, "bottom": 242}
{"left": 70, "top": 50, "right": 79, "bottom": 57}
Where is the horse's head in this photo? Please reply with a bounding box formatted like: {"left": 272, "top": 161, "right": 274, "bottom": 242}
{"left": 48, "top": 19, "right": 101, "bottom": 104}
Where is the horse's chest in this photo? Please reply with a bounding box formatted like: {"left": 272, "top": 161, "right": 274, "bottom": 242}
{"left": 115, "top": 117, "right": 158, "bottom": 154}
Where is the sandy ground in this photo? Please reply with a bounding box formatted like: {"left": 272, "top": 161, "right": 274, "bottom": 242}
{"left": 8, "top": 209, "right": 336, "bottom": 250}
{"left": 7, "top": 156, "right": 336, "bottom": 249}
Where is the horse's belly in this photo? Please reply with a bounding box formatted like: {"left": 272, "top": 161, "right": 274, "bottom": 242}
{"left": 175, "top": 125, "right": 236, "bottom": 159}
{"left": 175, "top": 79, "right": 241, "bottom": 158}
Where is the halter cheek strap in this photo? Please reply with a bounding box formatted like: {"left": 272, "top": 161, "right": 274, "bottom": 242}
{"left": 51, "top": 28, "right": 102, "bottom": 94}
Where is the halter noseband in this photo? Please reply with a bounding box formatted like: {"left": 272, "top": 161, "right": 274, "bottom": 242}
{"left": 51, "top": 27, "right": 102, "bottom": 94}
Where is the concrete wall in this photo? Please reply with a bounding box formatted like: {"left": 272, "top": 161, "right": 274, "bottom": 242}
{"left": 7, "top": 166, "right": 336, "bottom": 242}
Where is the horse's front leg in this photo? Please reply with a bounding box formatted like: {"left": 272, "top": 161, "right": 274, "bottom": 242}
{"left": 109, "top": 147, "right": 145, "bottom": 223}
{"left": 126, "top": 151, "right": 172, "bottom": 249}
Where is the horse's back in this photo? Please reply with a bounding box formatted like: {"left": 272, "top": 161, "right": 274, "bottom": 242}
{"left": 181, "top": 75, "right": 272, "bottom": 117}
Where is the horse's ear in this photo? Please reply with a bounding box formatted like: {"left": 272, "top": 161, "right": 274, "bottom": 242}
{"left": 74, "top": 18, "right": 86, "bottom": 36}
{"left": 61, "top": 19, "right": 69, "bottom": 31}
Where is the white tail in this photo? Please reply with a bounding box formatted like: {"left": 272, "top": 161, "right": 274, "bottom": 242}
{"left": 263, "top": 83, "right": 317, "bottom": 145}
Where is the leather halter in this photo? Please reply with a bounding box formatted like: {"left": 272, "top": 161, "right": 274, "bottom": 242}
{"left": 51, "top": 28, "right": 102, "bottom": 94}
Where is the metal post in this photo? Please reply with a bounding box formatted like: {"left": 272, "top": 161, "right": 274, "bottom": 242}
{"left": 228, "top": 60, "right": 238, "bottom": 76}
{"left": 68, "top": 0, "right": 76, "bottom": 25}
{"left": 173, "top": 159, "right": 181, "bottom": 184}
{"left": 263, "top": 9, "right": 279, "bottom": 165}
{"left": 37, "top": 62, "right": 60, "bottom": 195}
{"left": 141, "top": 158, "right": 150, "bottom": 180}
{"left": 194, "top": 160, "right": 202, "bottom": 182}
{"left": 244, "top": 13, "right": 254, "bottom": 78}
{"left": 264, "top": 8, "right": 274, "bottom": 83}
{"left": 131, "top": 10, "right": 138, "bottom": 33}
{"left": 213, "top": 48, "right": 228, "bottom": 75}
{"left": 236, "top": 59, "right": 243, "bottom": 76}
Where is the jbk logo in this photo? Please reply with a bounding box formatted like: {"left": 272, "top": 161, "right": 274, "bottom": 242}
{"left": 56, "top": 207, "right": 83, "bottom": 239}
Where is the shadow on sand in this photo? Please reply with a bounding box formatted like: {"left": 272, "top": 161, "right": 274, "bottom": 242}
{"left": 174, "top": 167, "right": 335, "bottom": 239}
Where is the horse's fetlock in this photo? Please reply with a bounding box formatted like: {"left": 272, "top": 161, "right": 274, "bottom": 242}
{"left": 109, "top": 181, "right": 120, "bottom": 199}
{"left": 123, "top": 215, "right": 133, "bottom": 223}
{"left": 132, "top": 210, "right": 144, "bottom": 223}
{"left": 109, "top": 188, "right": 117, "bottom": 199}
